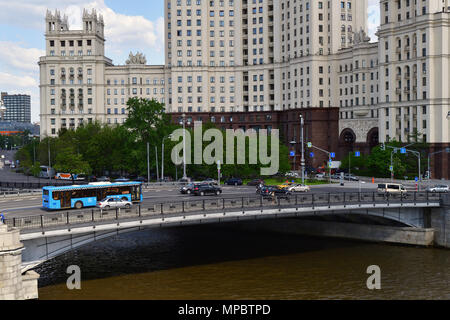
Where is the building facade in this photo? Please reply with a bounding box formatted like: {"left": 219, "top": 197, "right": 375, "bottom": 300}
{"left": 39, "top": 1, "right": 450, "bottom": 178}
{"left": 1, "top": 92, "right": 31, "bottom": 123}
{"left": 39, "top": 9, "right": 166, "bottom": 135}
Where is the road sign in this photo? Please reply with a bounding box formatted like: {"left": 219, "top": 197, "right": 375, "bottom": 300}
{"left": 390, "top": 166, "right": 394, "bottom": 172}
{"left": 355, "top": 151, "right": 361, "bottom": 157}
{"left": 310, "top": 152, "right": 315, "bottom": 158}
{"left": 400, "top": 148, "right": 406, "bottom": 154}
{"left": 307, "top": 142, "right": 312, "bottom": 148}
{"left": 415, "top": 177, "right": 418, "bottom": 182}
{"left": 330, "top": 153, "right": 336, "bottom": 158}
{"left": 290, "top": 151, "right": 295, "bottom": 157}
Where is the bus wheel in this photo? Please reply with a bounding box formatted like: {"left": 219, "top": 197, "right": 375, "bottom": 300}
{"left": 75, "top": 201, "right": 83, "bottom": 209}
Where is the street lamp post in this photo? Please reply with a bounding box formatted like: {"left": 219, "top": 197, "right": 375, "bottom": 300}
{"left": 155, "top": 145, "right": 159, "bottom": 182}
{"left": 161, "top": 134, "right": 172, "bottom": 182}
{"left": 300, "top": 115, "right": 305, "bottom": 185}
{"left": 48, "top": 139, "right": 52, "bottom": 183}
{"left": 147, "top": 142, "right": 150, "bottom": 183}
{"left": 180, "top": 114, "right": 190, "bottom": 180}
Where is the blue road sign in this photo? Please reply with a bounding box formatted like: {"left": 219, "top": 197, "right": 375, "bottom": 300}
{"left": 330, "top": 153, "right": 336, "bottom": 158}
{"left": 310, "top": 152, "right": 315, "bottom": 158}
{"left": 355, "top": 151, "right": 361, "bottom": 157}
{"left": 400, "top": 148, "right": 406, "bottom": 154}
{"left": 415, "top": 177, "right": 418, "bottom": 182}
{"left": 290, "top": 151, "right": 295, "bottom": 157}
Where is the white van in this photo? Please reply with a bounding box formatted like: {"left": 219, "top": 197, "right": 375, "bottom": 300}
{"left": 39, "top": 166, "right": 56, "bottom": 179}
{"left": 377, "top": 183, "right": 407, "bottom": 195}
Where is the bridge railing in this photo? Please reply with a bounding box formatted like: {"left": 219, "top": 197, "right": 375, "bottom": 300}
{"left": 4, "top": 191, "right": 443, "bottom": 233}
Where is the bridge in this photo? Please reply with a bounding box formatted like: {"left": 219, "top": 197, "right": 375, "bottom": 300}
{"left": 0, "top": 191, "right": 445, "bottom": 271}
{"left": 1, "top": 191, "right": 449, "bottom": 300}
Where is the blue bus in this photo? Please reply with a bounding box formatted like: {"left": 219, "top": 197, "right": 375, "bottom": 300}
{"left": 42, "top": 182, "right": 143, "bottom": 210}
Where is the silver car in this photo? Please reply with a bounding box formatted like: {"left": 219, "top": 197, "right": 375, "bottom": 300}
{"left": 427, "top": 185, "right": 449, "bottom": 193}
{"left": 96, "top": 198, "right": 132, "bottom": 209}
{"left": 288, "top": 184, "right": 311, "bottom": 193}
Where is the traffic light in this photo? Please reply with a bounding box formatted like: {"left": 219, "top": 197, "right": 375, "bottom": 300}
{"left": 307, "top": 142, "right": 312, "bottom": 148}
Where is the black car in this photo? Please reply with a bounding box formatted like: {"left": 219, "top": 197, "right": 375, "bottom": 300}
{"left": 192, "top": 184, "right": 222, "bottom": 196}
{"left": 180, "top": 183, "right": 196, "bottom": 194}
{"left": 224, "top": 178, "right": 243, "bottom": 186}
{"left": 248, "top": 179, "right": 265, "bottom": 186}
{"left": 258, "top": 186, "right": 291, "bottom": 199}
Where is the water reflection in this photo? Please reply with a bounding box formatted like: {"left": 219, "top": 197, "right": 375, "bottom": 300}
{"left": 36, "top": 220, "right": 450, "bottom": 300}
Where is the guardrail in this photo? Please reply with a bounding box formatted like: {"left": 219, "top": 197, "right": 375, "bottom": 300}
{"left": 0, "top": 181, "right": 87, "bottom": 190}
{"left": 0, "top": 189, "right": 42, "bottom": 198}
{"left": 3, "top": 192, "right": 443, "bottom": 233}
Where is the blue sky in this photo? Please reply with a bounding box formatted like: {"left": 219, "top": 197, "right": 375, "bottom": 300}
{"left": 0, "top": 0, "right": 380, "bottom": 123}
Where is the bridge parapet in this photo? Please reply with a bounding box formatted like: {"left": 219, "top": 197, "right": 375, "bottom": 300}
{"left": 4, "top": 192, "right": 443, "bottom": 235}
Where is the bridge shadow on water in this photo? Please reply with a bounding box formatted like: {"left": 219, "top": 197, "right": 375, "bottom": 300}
{"left": 35, "top": 217, "right": 368, "bottom": 288}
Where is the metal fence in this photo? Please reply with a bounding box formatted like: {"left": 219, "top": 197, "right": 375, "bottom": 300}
{"left": 0, "top": 181, "right": 86, "bottom": 190}
{"left": 4, "top": 191, "right": 443, "bottom": 233}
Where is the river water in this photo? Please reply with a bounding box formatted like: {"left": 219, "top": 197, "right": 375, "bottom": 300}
{"left": 36, "top": 220, "right": 449, "bottom": 300}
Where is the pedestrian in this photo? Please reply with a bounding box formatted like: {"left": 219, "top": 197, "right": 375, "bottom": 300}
{"left": 0, "top": 212, "right": 5, "bottom": 224}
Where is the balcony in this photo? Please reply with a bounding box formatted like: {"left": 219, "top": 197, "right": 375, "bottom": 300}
{"left": 396, "top": 74, "right": 401, "bottom": 81}
{"left": 404, "top": 45, "right": 410, "bottom": 52}
{"left": 396, "top": 88, "right": 402, "bottom": 95}
{"left": 404, "top": 74, "right": 410, "bottom": 80}
{"left": 404, "top": 87, "right": 410, "bottom": 94}
{"left": 396, "top": 47, "right": 401, "bottom": 54}
{"left": 413, "top": 86, "right": 417, "bottom": 93}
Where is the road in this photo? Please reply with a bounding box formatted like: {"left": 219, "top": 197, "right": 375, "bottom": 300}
{"left": 0, "top": 182, "right": 378, "bottom": 219}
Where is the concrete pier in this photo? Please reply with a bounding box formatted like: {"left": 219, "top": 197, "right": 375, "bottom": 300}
{"left": 431, "top": 194, "right": 450, "bottom": 248}
{"left": 0, "top": 224, "right": 39, "bottom": 300}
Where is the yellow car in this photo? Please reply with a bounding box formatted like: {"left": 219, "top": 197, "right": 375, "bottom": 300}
{"left": 278, "top": 182, "right": 294, "bottom": 190}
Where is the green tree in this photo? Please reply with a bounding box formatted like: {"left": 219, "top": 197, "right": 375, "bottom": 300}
{"left": 53, "top": 147, "right": 92, "bottom": 182}
{"left": 124, "top": 98, "right": 171, "bottom": 143}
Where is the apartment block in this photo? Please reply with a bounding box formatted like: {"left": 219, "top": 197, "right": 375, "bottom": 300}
{"left": 39, "top": 1, "right": 450, "bottom": 178}
{"left": 1, "top": 92, "right": 31, "bottom": 123}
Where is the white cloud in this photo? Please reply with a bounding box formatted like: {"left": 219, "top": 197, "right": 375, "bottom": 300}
{"left": 0, "top": 72, "right": 38, "bottom": 88}
{"left": 0, "top": 42, "right": 44, "bottom": 72}
{"left": 368, "top": 0, "right": 381, "bottom": 41}
{"left": 0, "top": 0, "right": 165, "bottom": 62}
{"left": 0, "top": 0, "right": 165, "bottom": 123}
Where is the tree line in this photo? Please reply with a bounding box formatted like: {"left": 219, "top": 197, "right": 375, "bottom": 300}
{"left": 14, "top": 98, "right": 290, "bottom": 181}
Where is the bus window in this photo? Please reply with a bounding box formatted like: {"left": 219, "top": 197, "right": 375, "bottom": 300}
{"left": 43, "top": 189, "right": 49, "bottom": 196}
{"left": 53, "top": 191, "right": 61, "bottom": 200}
